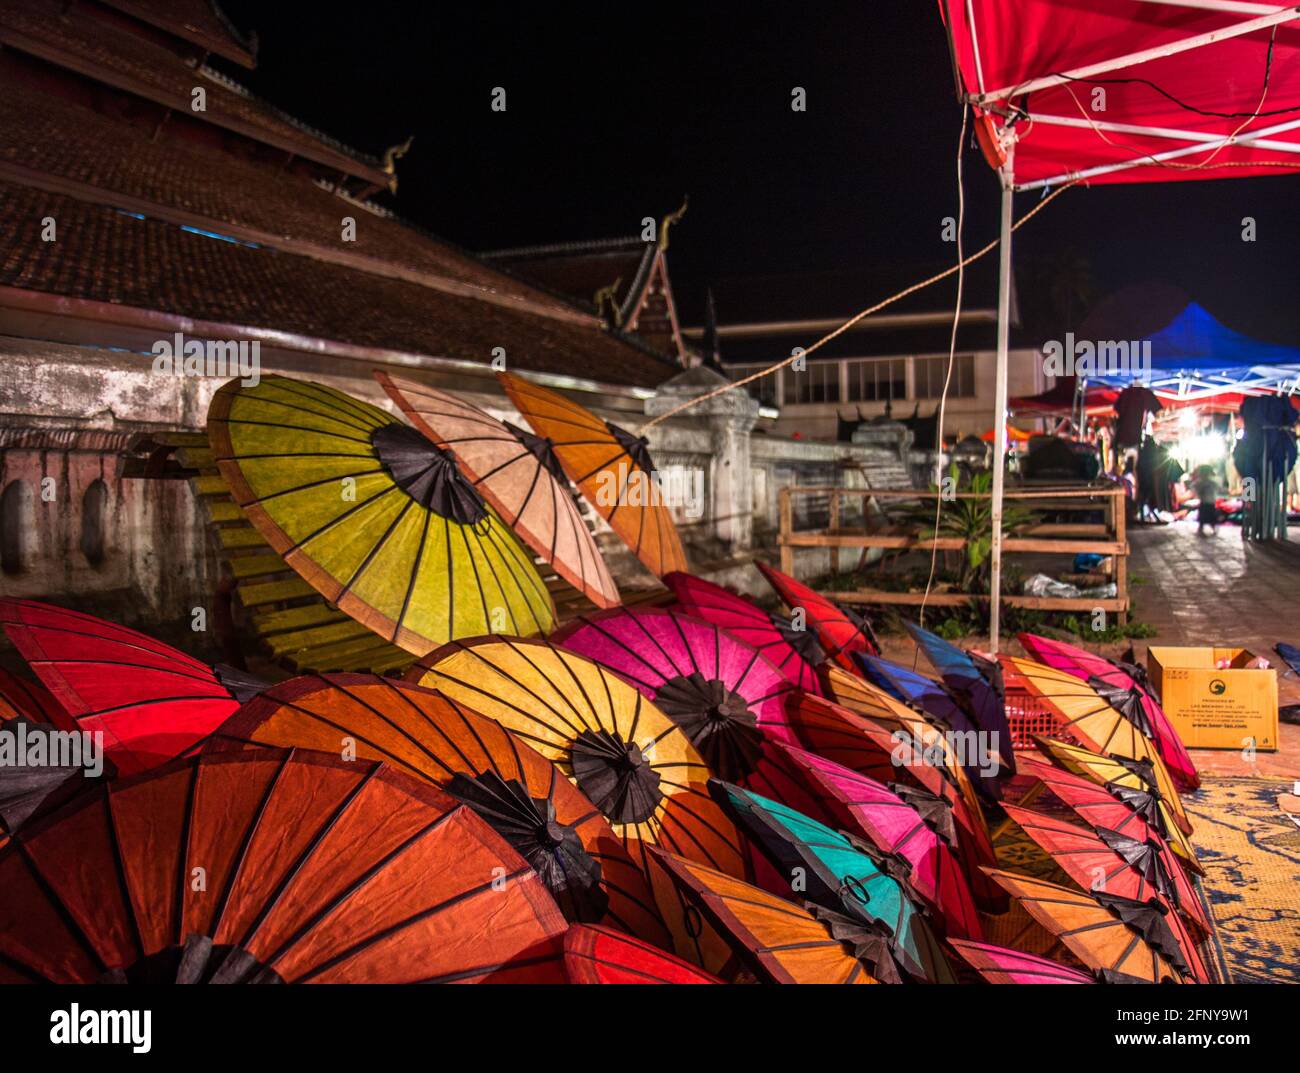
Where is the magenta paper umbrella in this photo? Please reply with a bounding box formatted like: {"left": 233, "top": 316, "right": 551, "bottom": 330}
{"left": 663, "top": 572, "right": 824, "bottom": 695}
{"left": 777, "top": 742, "right": 983, "bottom": 942}
{"left": 949, "top": 940, "right": 1096, "bottom": 984}
{"left": 552, "top": 608, "right": 797, "bottom": 782}
{"left": 1018, "top": 633, "right": 1199, "bottom": 791}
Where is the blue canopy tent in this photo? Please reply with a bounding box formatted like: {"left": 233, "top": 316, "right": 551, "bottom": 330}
{"left": 1091, "top": 303, "right": 1300, "bottom": 403}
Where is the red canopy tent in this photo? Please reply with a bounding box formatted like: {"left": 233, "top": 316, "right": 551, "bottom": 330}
{"left": 937, "top": 0, "right": 1300, "bottom": 646}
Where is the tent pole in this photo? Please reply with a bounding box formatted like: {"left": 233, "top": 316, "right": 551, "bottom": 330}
{"left": 989, "top": 156, "right": 1014, "bottom": 652}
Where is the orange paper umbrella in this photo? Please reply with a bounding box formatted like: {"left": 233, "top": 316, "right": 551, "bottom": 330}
{"left": 498, "top": 371, "right": 688, "bottom": 577}
{"left": 649, "top": 848, "right": 884, "bottom": 984}
{"left": 986, "top": 869, "right": 1190, "bottom": 984}
{"left": 209, "top": 375, "right": 555, "bottom": 655}
{"left": 209, "top": 672, "right": 669, "bottom": 946}
{"left": 1002, "top": 656, "right": 1192, "bottom": 835}
{"left": 407, "top": 636, "right": 744, "bottom": 967}
{"left": 375, "top": 372, "right": 619, "bottom": 608}
{"left": 0, "top": 749, "right": 567, "bottom": 983}
{"left": 563, "top": 924, "right": 720, "bottom": 984}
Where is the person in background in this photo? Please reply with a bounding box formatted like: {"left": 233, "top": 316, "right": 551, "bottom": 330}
{"left": 1193, "top": 463, "right": 1220, "bottom": 536}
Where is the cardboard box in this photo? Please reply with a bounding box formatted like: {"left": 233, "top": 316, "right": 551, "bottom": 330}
{"left": 1147, "top": 646, "right": 1277, "bottom": 751}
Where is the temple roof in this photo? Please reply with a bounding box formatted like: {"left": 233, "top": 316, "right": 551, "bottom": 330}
{"left": 0, "top": 0, "right": 386, "bottom": 185}
{"left": 100, "top": 0, "right": 257, "bottom": 68}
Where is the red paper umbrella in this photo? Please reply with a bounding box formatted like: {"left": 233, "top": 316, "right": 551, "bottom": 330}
{"left": 949, "top": 940, "right": 1095, "bottom": 984}
{"left": 1000, "top": 804, "right": 1210, "bottom": 982}
{"left": 1017, "top": 755, "right": 1202, "bottom": 877}
{"left": 0, "top": 600, "right": 255, "bottom": 775}
{"left": 0, "top": 749, "right": 567, "bottom": 983}
{"left": 663, "top": 572, "right": 824, "bottom": 695}
{"left": 1018, "top": 633, "right": 1198, "bottom": 791}
{"left": 784, "top": 691, "right": 1005, "bottom": 912}
{"left": 552, "top": 607, "right": 796, "bottom": 782}
{"left": 563, "top": 924, "right": 720, "bottom": 984}
{"left": 755, "top": 561, "right": 880, "bottom": 671}
{"left": 0, "top": 669, "right": 67, "bottom": 725}
{"left": 778, "top": 742, "right": 983, "bottom": 941}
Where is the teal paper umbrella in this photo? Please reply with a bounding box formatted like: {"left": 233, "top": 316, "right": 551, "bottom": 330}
{"left": 708, "top": 780, "right": 956, "bottom": 983}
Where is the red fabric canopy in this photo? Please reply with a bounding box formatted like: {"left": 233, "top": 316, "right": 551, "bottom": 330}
{"left": 940, "top": 2, "right": 1300, "bottom": 189}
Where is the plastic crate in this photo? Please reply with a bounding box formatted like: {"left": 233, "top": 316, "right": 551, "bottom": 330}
{"left": 1004, "top": 685, "right": 1082, "bottom": 750}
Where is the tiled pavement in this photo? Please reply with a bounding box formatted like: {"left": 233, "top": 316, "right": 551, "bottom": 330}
{"left": 1128, "top": 521, "right": 1300, "bottom": 779}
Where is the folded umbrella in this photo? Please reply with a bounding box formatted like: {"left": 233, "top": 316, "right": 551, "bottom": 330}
{"left": 1019, "top": 633, "right": 1197, "bottom": 790}
{"left": 1001, "top": 656, "right": 1192, "bottom": 835}
{"left": 648, "top": 848, "right": 884, "bottom": 984}
{"left": 0, "top": 749, "right": 567, "bottom": 983}
{"left": 552, "top": 607, "right": 795, "bottom": 781}
{"left": 1034, "top": 736, "right": 1196, "bottom": 857}
{"left": 906, "top": 621, "right": 1015, "bottom": 774}
{"left": 209, "top": 375, "right": 555, "bottom": 655}
{"left": 854, "top": 652, "right": 1004, "bottom": 801}
{"left": 755, "top": 561, "right": 880, "bottom": 670}
{"left": 949, "top": 939, "right": 1098, "bottom": 984}
{"left": 498, "top": 372, "right": 687, "bottom": 577}
{"left": 375, "top": 372, "right": 620, "bottom": 609}
{"left": 0, "top": 599, "right": 260, "bottom": 775}
{"left": 785, "top": 690, "right": 1004, "bottom": 912}
{"left": 709, "top": 781, "right": 956, "bottom": 983}
{"left": 406, "top": 636, "right": 745, "bottom": 969}
{"left": 1000, "top": 804, "right": 1210, "bottom": 980}
{"left": 1016, "top": 754, "right": 1201, "bottom": 874}
{"left": 664, "top": 571, "right": 824, "bottom": 694}
{"left": 777, "top": 743, "right": 983, "bottom": 941}
{"left": 209, "top": 672, "right": 670, "bottom": 946}
{"left": 986, "top": 869, "right": 1190, "bottom": 984}
{"left": 563, "top": 924, "right": 720, "bottom": 984}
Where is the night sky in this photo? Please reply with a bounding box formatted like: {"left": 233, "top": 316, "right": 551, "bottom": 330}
{"left": 219, "top": 1, "right": 1300, "bottom": 343}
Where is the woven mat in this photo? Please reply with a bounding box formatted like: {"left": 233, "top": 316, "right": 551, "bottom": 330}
{"left": 1186, "top": 777, "right": 1300, "bottom": 984}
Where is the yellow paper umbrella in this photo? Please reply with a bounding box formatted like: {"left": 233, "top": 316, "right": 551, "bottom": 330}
{"left": 498, "top": 372, "right": 688, "bottom": 577}
{"left": 1001, "top": 656, "right": 1191, "bottom": 835}
{"left": 208, "top": 376, "right": 555, "bottom": 655}
{"left": 407, "top": 636, "right": 745, "bottom": 968}
{"left": 374, "top": 372, "right": 619, "bottom": 608}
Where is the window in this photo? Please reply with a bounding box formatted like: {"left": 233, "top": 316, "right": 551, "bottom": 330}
{"left": 81, "top": 479, "right": 108, "bottom": 567}
{"left": 915, "top": 354, "right": 975, "bottom": 399}
{"left": 1, "top": 480, "right": 33, "bottom": 575}
{"left": 781, "top": 361, "right": 841, "bottom": 404}
{"left": 726, "top": 364, "right": 778, "bottom": 407}
{"left": 846, "top": 358, "right": 906, "bottom": 402}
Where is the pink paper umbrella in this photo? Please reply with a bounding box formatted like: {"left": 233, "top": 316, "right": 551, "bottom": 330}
{"left": 777, "top": 742, "right": 983, "bottom": 941}
{"left": 553, "top": 606, "right": 823, "bottom": 896}
{"left": 949, "top": 940, "right": 1095, "bottom": 984}
{"left": 663, "top": 572, "right": 824, "bottom": 695}
{"left": 1018, "top": 633, "right": 1198, "bottom": 791}
{"left": 552, "top": 608, "right": 797, "bottom": 781}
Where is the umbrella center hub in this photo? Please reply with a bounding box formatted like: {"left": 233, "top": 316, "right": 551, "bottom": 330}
{"left": 445, "top": 771, "right": 608, "bottom": 923}
{"left": 655, "top": 673, "right": 763, "bottom": 783}
{"left": 570, "top": 729, "right": 663, "bottom": 826}
{"left": 371, "top": 423, "right": 488, "bottom": 525}
{"left": 604, "top": 420, "right": 656, "bottom": 474}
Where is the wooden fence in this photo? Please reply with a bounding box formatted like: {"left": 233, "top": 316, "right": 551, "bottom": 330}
{"left": 777, "top": 484, "right": 1129, "bottom": 624}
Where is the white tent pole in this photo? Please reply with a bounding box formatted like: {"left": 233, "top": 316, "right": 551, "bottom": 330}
{"left": 990, "top": 151, "right": 1014, "bottom": 652}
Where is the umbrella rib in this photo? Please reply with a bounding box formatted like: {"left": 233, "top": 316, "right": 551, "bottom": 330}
{"left": 3, "top": 620, "right": 213, "bottom": 674}
{"left": 219, "top": 417, "right": 374, "bottom": 444}
{"left": 394, "top": 507, "right": 435, "bottom": 643}
{"left": 335, "top": 496, "right": 417, "bottom": 608}
{"left": 102, "top": 785, "right": 149, "bottom": 966}
{"left": 434, "top": 661, "right": 585, "bottom": 740}
{"left": 478, "top": 524, "right": 546, "bottom": 635}
{"left": 507, "top": 641, "right": 596, "bottom": 733}
{"left": 278, "top": 482, "right": 402, "bottom": 558}
{"left": 236, "top": 384, "right": 378, "bottom": 435}
{"left": 459, "top": 522, "right": 499, "bottom": 634}
{"left": 236, "top": 465, "right": 386, "bottom": 507}
{"left": 263, "top": 377, "right": 382, "bottom": 432}
{"left": 12, "top": 823, "right": 111, "bottom": 976}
